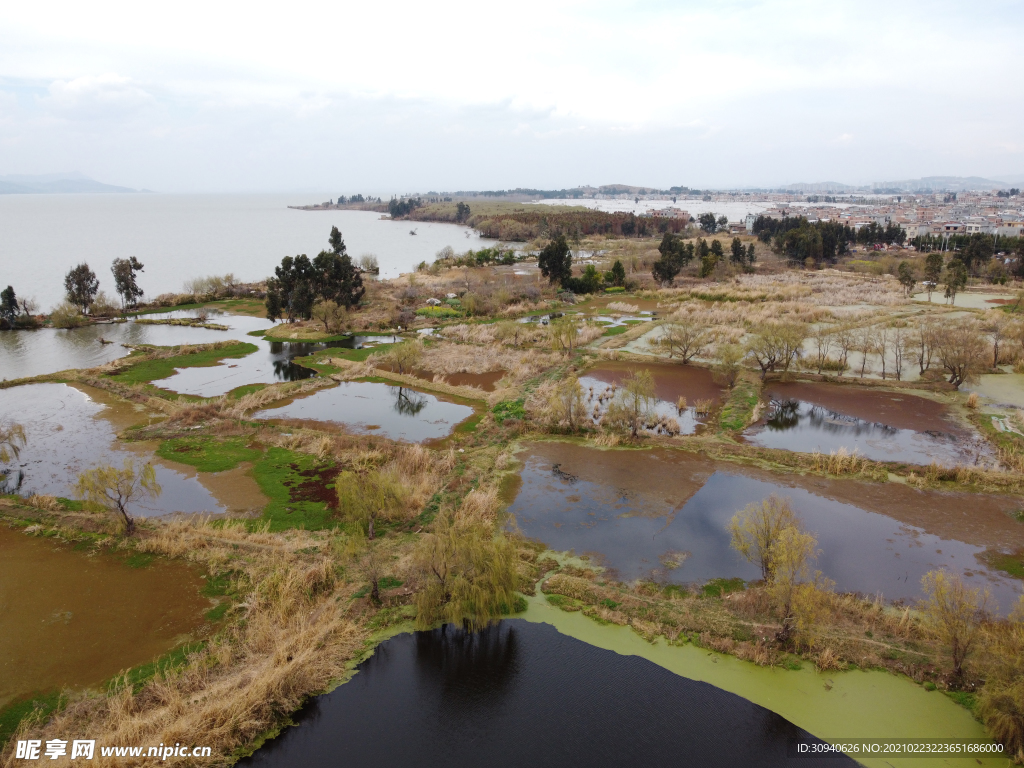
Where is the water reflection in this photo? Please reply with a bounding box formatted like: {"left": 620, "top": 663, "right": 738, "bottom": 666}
{"left": 748, "top": 397, "right": 970, "bottom": 465}
{"left": 242, "top": 620, "right": 847, "bottom": 768}
{"left": 254, "top": 381, "right": 474, "bottom": 442}
{"left": 508, "top": 447, "right": 1022, "bottom": 608}
{"left": 0, "top": 383, "right": 228, "bottom": 516}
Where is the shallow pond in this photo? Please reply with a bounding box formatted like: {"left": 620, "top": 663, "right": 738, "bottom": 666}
{"left": 242, "top": 620, "right": 849, "bottom": 768}
{"left": 0, "top": 525, "right": 209, "bottom": 710}
{"left": 0, "top": 383, "right": 241, "bottom": 516}
{"left": 254, "top": 381, "right": 475, "bottom": 442}
{"left": 744, "top": 382, "right": 982, "bottom": 466}
{"left": 579, "top": 361, "right": 724, "bottom": 435}
{"left": 507, "top": 443, "right": 1023, "bottom": 609}
{"left": 402, "top": 367, "right": 505, "bottom": 392}
{"left": 0, "top": 312, "right": 266, "bottom": 382}
{"left": 153, "top": 323, "right": 400, "bottom": 397}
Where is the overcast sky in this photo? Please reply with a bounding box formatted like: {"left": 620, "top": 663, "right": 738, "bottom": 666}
{"left": 1, "top": 0, "right": 1022, "bottom": 193}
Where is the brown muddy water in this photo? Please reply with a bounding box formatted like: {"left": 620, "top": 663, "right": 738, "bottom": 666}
{"left": 507, "top": 442, "right": 1024, "bottom": 609}
{"left": 380, "top": 367, "right": 505, "bottom": 393}
{"left": 0, "top": 525, "right": 209, "bottom": 709}
{"left": 579, "top": 361, "right": 724, "bottom": 435}
{"left": 744, "top": 382, "right": 984, "bottom": 466}
{"left": 254, "top": 381, "right": 475, "bottom": 442}
{"left": 0, "top": 383, "right": 238, "bottom": 515}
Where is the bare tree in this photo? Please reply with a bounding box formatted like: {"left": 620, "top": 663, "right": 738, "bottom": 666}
{"left": 983, "top": 311, "right": 1009, "bottom": 368}
{"left": 659, "top": 318, "right": 712, "bottom": 363}
{"left": 934, "top": 320, "right": 988, "bottom": 388}
{"left": 855, "top": 327, "right": 874, "bottom": 378}
{"left": 75, "top": 459, "right": 161, "bottom": 536}
{"left": 873, "top": 325, "right": 889, "bottom": 380}
{"left": 916, "top": 319, "right": 938, "bottom": 374}
{"left": 833, "top": 323, "right": 856, "bottom": 375}
{"left": 890, "top": 325, "right": 908, "bottom": 381}
{"left": 811, "top": 325, "right": 834, "bottom": 374}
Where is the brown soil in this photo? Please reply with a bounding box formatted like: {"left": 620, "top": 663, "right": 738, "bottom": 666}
{"left": 761, "top": 381, "right": 964, "bottom": 435}
{"left": 582, "top": 360, "right": 725, "bottom": 405}
{"left": 288, "top": 463, "right": 342, "bottom": 510}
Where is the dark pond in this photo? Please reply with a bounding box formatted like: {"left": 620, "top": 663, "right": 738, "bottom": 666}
{"left": 242, "top": 620, "right": 848, "bottom": 768}
{"left": 254, "top": 381, "right": 475, "bottom": 442}
{"left": 744, "top": 382, "right": 983, "bottom": 466}
{"left": 507, "top": 443, "right": 1023, "bottom": 609}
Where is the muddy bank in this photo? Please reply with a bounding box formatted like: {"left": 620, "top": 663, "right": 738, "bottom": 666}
{"left": 384, "top": 367, "right": 505, "bottom": 392}
{"left": 507, "top": 442, "right": 1023, "bottom": 607}
{"left": 582, "top": 360, "right": 723, "bottom": 405}
{"left": 0, "top": 525, "right": 209, "bottom": 710}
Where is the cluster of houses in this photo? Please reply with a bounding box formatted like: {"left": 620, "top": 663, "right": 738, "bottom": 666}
{"left": 645, "top": 191, "right": 1023, "bottom": 244}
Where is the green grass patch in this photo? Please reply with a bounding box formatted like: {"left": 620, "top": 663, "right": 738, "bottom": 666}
{"left": 251, "top": 447, "right": 338, "bottom": 531}
{"left": 57, "top": 497, "right": 85, "bottom": 511}
{"left": 599, "top": 598, "right": 621, "bottom": 610}
{"left": 122, "top": 552, "right": 156, "bottom": 569}
{"left": 117, "top": 642, "right": 206, "bottom": 693}
{"left": 492, "top": 399, "right": 525, "bottom": 423}
{"left": 415, "top": 306, "right": 464, "bottom": 319}
{"left": 157, "top": 436, "right": 262, "bottom": 473}
{"left": 290, "top": 353, "right": 343, "bottom": 375}
{"left": 661, "top": 584, "right": 689, "bottom": 599}
{"left": 247, "top": 329, "right": 267, "bottom": 337}
{"left": 945, "top": 690, "right": 977, "bottom": 713}
{"left": 982, "top": 549, "right": 1024, "bottom": 579}
{"left": 201, "top": 572, "right": 234, "bottom": 598}
{"left": 700, "top": 577, "right": 746, "bottom": 599}
{"left": 601, "top": 325, "right": 629, "bottom": 337}
{"left": 0, "top": 692, "right": 63, "bottom": 749}
{"left": 604, "top": 286, "right": 626, "bottom": 293}
{"left": 455, "top": 412, "right": 483, "bottom": 434}
{"left": 229, "top": 383, "right": 268, "bottom": 400}
{"left": 378, "top": 576, "right": 404, "bottom": 590}
{"left": 718, "top": 373, "right": 761, "bottom": 432}
{"left": 204, "top": 603, "right": 230, "bottom": 622}
{"left": 110, "top": 342, "right": 258, "bottom": 385}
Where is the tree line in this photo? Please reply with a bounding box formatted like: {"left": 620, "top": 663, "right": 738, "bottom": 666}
{"left": 265, "top": 226, "right": 365, "bottom": 327}
{"left": 651, "top": 233, "right": 755, "bottom": 284}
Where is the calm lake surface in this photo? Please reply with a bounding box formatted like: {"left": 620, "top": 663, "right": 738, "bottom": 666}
{"left": 0, "top": 194, "right": 496, "bottom": 310}
{"left": 243, "top": 620, "right": 849, "bottom": 768}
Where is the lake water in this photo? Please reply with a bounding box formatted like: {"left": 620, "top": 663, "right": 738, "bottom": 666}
{"left": 242, "top": 620, "right": 848, "bottom": 768}
{"left": 0, "top": 194, "right": 496, "bottom": 311}
{"left": 508, "top": 443, "right": 1023, "bottom": 609}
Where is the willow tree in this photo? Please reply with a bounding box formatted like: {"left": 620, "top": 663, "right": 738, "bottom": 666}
{"left": 920, "top": 570, "right": 991, "bottom": 685}
{"left": 380, "top": 339, "right": 423, "bottom": 375}
{"left": 603, "top": 368, "right": 655, "bottom": 439}
{"left": 659, "top": 318, "right": 711, "bottom": 363}
{"left": 547, "top": 376, "right": 586, "bottom": 431}
{"left": 727, "top": 494, "right": 799, "bottom": 582}
{"left": 75, "top": 459, "right": 161, "bottom": 536}
{"left": 336, "top": 468, "right": 408, "bottom": 540}
{"left": 413, "top": 508, "right": 519, "bottom": 631}
{"left": 0, "top": 422, "right": 26, "bottom": 464}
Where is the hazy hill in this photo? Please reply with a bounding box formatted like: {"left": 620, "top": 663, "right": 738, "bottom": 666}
{"left": 0, "top": 172, "right": 139, "bottom": 194}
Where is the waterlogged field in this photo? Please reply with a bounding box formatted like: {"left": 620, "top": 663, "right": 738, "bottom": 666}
{"left": 745, "top": 382, "right": 983, "bottom": 466}
{"left": 507, "top": 442, "right": 1024, "bottom": 608}
{"left": 0, "top": 383, "right": 245, "bottom": 515}
{"left": 254, "top": 381, "right": 476, "bottom": 442}
{"left": 0, "top": 525, "right": 209, "bottom": 712}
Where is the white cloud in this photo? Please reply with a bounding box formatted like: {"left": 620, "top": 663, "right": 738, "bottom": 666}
{"left": 0, "top": 0, "right": 1020, "bottom": 189}
{"left": 43, "top": 73, "right": 156, "bottom": 118}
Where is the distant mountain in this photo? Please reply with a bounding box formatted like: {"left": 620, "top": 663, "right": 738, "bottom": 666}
{"left": 0, "top": 172, "right": 139, "bottom": 194}
{"left": 871, "top": 176, "right": 1012, "bottom": 192}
